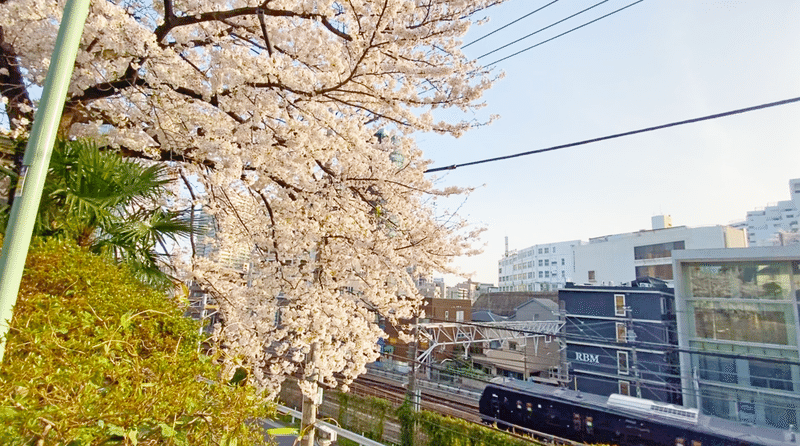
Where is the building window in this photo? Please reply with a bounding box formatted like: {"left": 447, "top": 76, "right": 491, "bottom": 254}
{"left": 693, "top": 304, "right": 789, "bottom": 345}
{"left": 456, "top": 310, "right": 464, "bottom": 322}
{"left": 588, "top": 270, "right": 596, "bottom": 282}
{"left": 618, "top": 380, "right": 630, "bottom": 396}
{"left": 539, "top": 259, "right": 543, "bottom": 267}
{"left": 538, "top": 248, "right": 543, "bottom": 254}
{"left": 445, "top": 310, "right": 449, "bottom": 320}
{"left": 635, "top": 264, "right": 674, "bottom": 280}
{"left": 614, "top": 294, "right": 626, "bottom": 316}
{"left": 544, "top": 247, "right": 549, "bottom": 253}
{"left": 633, "top": 240, "right": 685, "bottom": 260}
{"left": 617, "top": 351, "right": 629, "bottom": 375}
{"left": 685, "top": 261, "right": 791, "bottom": 300}
{"left": 539, "top": 271, "right": 543, "bottom": 278}
{"left": 545, "top": 271, "right": 550, "bottom": 278}
{"left": 561, "top": 258, "right": 565, "bottom": 265}
{"left": 616, "top": 323, "right": 627, "bottom": 343}
{"left": 544, "top": 259, "right": 549, "bottom": 266}
{"left": 750, "top": 360, "right": 793, "bottom": 391}
{"left": 699, "top": 355, "right": 737, "bottom": 384}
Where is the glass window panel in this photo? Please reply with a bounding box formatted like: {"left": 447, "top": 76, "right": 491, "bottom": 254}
{"left": 750, "top": 360, "right": 793, "bottom": 391}
{"left": 618, "top": 351, "right": 629, "bottom": 375}
{"left": 615, "top": 294, "right": 626, "bottom": 316}
{"left": 764, "top": 401, "right": 797, "bottom": 430}
{"left": 699, "top": 355, "right": 737, "bottom": 383}
{"left": 616, "top": 323, "right": 627, "bottom": 343}
{"left": 634, "top": 241, "right": 685, "bottom": 260}
{"left": 685, "top": 262, "right": 791, "bottom": 299}
{"left": 636, "top": 264, "right": 674, "bottom": 280}
{"left": 693, "top": 302, "right": 790, "bottom": 345}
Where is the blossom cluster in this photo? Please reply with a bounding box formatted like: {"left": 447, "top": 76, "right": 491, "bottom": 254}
{"left": 0, "top": 0, "right": 502, "bottom": 395}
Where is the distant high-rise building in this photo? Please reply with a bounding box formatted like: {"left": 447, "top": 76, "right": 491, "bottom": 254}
{"left": 193, "top": 205, "right": 252, "bottom": 271}
{"left": 735, "top": 178, "right": 800, "bottom": 247}
{"left": 498, "top": 240, "right": 582, "bottom": 292}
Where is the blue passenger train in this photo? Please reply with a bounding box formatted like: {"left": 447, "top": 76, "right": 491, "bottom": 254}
{"left": 479, "top": 379, "right": 795, "bottom": 446}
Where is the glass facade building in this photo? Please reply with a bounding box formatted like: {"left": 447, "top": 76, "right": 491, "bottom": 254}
{"left": 674, "top": 246, "right": 800, "bottom": 430}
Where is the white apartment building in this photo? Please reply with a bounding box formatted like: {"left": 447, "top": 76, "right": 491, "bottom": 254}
{"left": 500, "top": 216, "right": 747, "bottom": 289}
{"left": 498, "top": 239, "right": 582, "bottom": 292}
{"left": 734, "top": 178, "right": 800, "bottom": 247}
{"left": 574, "top": 221, "right": 746, "bottom": 285}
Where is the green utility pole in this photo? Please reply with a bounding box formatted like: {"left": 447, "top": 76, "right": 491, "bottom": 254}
{"left": 0, "top": 0, "right": 91, "bottom": 363}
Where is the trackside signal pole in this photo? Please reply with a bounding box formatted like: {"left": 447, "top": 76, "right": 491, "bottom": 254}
{"left": 0, "top": 0, "right": 91, "bottom": 363}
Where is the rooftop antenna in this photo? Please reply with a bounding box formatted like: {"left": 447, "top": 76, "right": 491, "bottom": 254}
{"left": 505, "top": 236, "right": 509, "bottom": 257}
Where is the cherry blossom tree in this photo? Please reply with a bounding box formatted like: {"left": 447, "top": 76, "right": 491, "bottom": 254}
{"left": 1, "top": 0, "right": 500, "bottom": 439}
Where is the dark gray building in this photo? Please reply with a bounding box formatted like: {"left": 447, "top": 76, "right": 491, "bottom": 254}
{"left": 559, "top": 279, "right": 681, "bottom": 404}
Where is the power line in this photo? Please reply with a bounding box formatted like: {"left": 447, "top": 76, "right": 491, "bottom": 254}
{"left": 474, "top": 0, "right": 611, "bottom": 60}
{"left": 483, "top": 0, "right": 646, "bottom": 66}
{"left": 462, "top": 0, "right": 563, "bottom": 50}
{"left": 425, "top": 95, "right": 800, "bottom": 173}
{"left": 426, "top": 317, "right": 800, "bottom": 367}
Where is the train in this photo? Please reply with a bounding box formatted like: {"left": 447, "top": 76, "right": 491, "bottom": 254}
{"left": 478, "top": 379, "right": 795, "bottom": 446}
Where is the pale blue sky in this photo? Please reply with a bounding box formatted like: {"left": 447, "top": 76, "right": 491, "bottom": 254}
{"left": 419, "top": 0, "right": 800, "bottom": 285}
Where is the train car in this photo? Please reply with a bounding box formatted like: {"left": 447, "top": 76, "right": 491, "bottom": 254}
{"left": 479, "top": 379, "right": 795, "bottom": 446}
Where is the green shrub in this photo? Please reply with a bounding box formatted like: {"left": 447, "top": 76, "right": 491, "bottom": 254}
{"left": 0, "top": 238, "right": 271, "bottom": 445}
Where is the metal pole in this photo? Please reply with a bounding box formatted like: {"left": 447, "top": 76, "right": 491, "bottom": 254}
{"left": 558, "top": 301, "right": 569, "bottom": 385}
{"left": 0, "top": 0, "right": 91, "bottom": 363}
{"left": 627, "top": 306, "right": 642, "bottom": 398}
{"left": 300, "top": 341, "right": 321, "bottom": 446}
{"left": 407, "top": 314, "right": 420, "bottom": 411}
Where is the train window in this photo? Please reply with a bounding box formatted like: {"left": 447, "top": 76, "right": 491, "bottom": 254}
{"left": 573, "top": 413, "right": 582, "bottom": 431}
{"left": 585, "top": 416, "right": 594, "bottom": 434}
{"left": 526, "top": 402, "right": 533, "bottom": 413}
{"left": 516, "top": 400, "right": 523, "bottom": 410}
{"left": 691, "top": 442, "right": 701, "bottom": 446}
{"left": 675, "top": 439, "right": 685, "bottom": 446}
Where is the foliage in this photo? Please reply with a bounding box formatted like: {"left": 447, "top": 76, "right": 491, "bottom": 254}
{"left": 414, "top": 410, "right": 543, "bottom": 446}
{"left": 396, "top": 399, "right": 416, "bottom": 446}
{"left": 0, "top": 238, "right": 271, "bottom": 445}
{"left": 0, "top": 0, "right": 501, "bottom": 401}
{"left": 0, "top": 139, "right": 192, "bottom": 289}
{"left": 336, "top": 391, "right": 392, "bottom": 441}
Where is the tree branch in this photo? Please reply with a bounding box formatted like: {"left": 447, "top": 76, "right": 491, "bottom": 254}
{"left": 155, "top": 5, "right": 352, "bottom": 43}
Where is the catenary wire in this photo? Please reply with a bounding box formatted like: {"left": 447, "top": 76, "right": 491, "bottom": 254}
{"left": 383, "top": 348, "right": 799, "bottom": 410}
{"left": 425, "top": 317, "right": 800, "bottom": 366}
{"left": 425, "top": 95, "right": 800, "bottom": 173}
{"left": 462, "top": 0, "right": 563, "bottom": 49}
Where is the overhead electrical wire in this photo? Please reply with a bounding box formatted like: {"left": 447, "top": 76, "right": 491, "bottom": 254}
{"left": 462, "top": 0, "right": 563, "bottom": 50}
{"left": 425, "top": 317, "right": 800, "bottom": 366}
{"left": 481, "top": 0, "right": 645, "bottom": 66}
{"left": 474, "top": 0, "right": 612, "bottom": 61}
{"left": 425, "top": 95, "right": 800, "bottom": 173}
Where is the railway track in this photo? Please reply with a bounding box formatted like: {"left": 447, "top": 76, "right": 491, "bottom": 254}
{"left": 281, "top": 372, "right": 587, "bottom": 445}
{"left": 352, "top": 373, "right": 588, "bottom": 445}
{"left": 351, "top": 374, "right": 482, "bottom": 422}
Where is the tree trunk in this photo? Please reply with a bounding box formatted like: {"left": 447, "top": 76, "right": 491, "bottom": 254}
{"left": 300, "top": 342, "right": 320, "bottom": 446}
{"left": 0, "top": 25, "right": 34, "bottom": 207}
